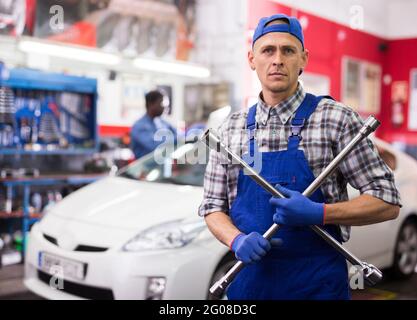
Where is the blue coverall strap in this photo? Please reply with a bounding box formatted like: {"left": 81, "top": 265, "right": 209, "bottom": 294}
{"left": 246, "top": 104, "right": 258, "bottom": 156}
{"left": 246, "top": 104, "right": 257, "bottom": 135}
{"left": 288, "top": 93, "right": 330, "bottom": 151}
{"left": 317, "top": 95, "right": 334, "bottom": 101}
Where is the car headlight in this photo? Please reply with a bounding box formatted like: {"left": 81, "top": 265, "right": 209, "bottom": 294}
{"left": 122, "top": 219, "right": 207, "bottom": 251}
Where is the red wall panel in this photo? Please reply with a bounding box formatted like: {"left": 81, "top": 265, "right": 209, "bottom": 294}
{"left": 380, "top": 38, "right": 417, "bottom": 143}
{"left": 99, "top": 125, "right": 131, "bottom": 137}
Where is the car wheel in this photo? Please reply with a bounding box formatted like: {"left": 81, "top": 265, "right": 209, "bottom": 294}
{"left": 207, "top": 254, "right": 235, "bottom": 300}
{"left": 391, "top": 219, "right": 417, "bottom": 279}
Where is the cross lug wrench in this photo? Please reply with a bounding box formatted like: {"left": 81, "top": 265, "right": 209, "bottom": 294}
{"left": 201, "top": 116, "right": 383, "bottom": 298}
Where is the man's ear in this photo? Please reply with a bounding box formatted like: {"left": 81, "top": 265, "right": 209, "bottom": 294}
{"left": 248, "top": 49, "right": 256, "bottom": 70}
{"left": 301, "top": 48, "right": 309, "bottom": 70}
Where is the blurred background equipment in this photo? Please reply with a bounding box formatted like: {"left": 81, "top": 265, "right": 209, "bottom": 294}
{"left": 0, "top": 67, "right": 98, "bottom": 154}
{"left": 0, "top": 0, "right": 27, "bottom": 36}
{"left": 184, "top": 83, "right": 231, "bottom": 128}
{"left": 32, "top": 0, "right": 196, "bottom": 61}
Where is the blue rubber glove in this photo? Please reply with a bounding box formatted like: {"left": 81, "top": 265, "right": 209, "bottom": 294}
{"left": 269, "top": 184, "right": 325, "bottom": 226}
{"left": 230, "top": 232, "right": 272, "bottom": 264}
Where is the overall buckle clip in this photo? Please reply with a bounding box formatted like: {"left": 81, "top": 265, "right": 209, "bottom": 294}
{"left": 290, "top": 118, "right": 305, "bottom": 137}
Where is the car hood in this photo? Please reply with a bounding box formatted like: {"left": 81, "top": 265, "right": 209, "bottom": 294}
{"left": 47, "top": 176, "right": 203, "bottom": 231}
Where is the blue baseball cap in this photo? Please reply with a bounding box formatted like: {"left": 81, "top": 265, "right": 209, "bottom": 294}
{"left": 252, "top": 14, "right": 304, "bottom": 49}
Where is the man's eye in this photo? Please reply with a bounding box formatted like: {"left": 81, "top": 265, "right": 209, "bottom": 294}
{"left": 284, "top": 48, "right": 295, "bottom": 54}
{"left": 263, "top": 48, "right": 273, "bottom": 53}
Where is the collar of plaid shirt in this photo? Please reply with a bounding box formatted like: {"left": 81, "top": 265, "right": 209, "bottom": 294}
{"left": 256, "top": 82, "right": 306, "bottom": 127}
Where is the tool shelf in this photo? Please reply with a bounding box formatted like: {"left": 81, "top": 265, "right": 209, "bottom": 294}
{"left": 0, "top": 67, "right": 98, "bottom": 155}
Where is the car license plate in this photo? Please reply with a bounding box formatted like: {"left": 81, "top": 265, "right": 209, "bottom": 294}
{"left": 38, "top": 252, "right": 86, "bottom": 281}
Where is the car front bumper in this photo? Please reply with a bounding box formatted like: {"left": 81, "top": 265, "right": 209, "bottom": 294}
{"left": 24, "top": 223, "right": 227, "bottom": 300}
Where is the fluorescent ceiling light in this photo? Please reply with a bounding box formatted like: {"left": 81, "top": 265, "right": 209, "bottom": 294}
{"left": 18, "top": 40, "right": 121, "bottom": 66}
{"left": 133, "top": 58, "right": 210, "bottom": 78}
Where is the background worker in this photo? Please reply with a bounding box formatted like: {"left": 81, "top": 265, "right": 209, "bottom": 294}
{"left": 130, "top": 90, "right": 177, "bottom": 159}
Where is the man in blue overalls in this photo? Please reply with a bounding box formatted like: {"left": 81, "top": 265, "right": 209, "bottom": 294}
{"left": 199, "top": 14, "right": 401, "bottom": 300}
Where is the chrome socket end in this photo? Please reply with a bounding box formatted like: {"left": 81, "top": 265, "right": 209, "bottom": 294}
{"left": 209, "top": 277, "right": 228, "bottom": 298}
{"left": 200, "top": 129, "right": 211, "bottom": 144}
{"left": 199, "top": 129, "right": 222, "bottom": 151}
{"left": 361, "top": 116, "right": 381, "bottom": 135}
{"left": 363, "top": 263, "right": 383, "bottom": 286}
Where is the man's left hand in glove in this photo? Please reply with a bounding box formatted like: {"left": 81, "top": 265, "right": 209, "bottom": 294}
{"left": 269, "top": 184, "right": 326, "bottom": 226}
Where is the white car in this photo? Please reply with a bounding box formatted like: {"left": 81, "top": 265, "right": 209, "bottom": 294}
{"left": 24, "top": 136, "right": 417, "bottom": 300}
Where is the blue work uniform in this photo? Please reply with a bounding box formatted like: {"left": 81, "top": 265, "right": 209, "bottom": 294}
{"left": 227, "top": 93, "right": 350, "bottom": 300}
{"left": 130, "top": 114, "right": 177, "bottom": 159}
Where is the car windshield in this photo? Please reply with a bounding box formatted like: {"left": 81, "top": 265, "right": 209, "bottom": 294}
{"left": 117, "top": 143, "right": 208, "bottom": 187}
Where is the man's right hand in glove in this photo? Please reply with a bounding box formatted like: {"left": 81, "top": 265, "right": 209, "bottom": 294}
{"left": 230, "top": 232, "right": 272, "bottom": 264}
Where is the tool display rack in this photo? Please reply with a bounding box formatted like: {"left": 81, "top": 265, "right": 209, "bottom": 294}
{"left": 0, "top": 67, "right": 101, "bottom": 260}
{"left": 0, "top": 67, "right": 98, "bottom": 155}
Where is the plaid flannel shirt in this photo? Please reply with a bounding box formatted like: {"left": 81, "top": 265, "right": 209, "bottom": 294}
{"left": 198, "top": 83, "right": 401, "bottom": 241}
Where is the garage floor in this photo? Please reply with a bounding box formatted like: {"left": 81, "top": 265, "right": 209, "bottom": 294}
{"left": 0, "top": 264, "right": 416, "bottom": 300}
{"left": 0, "top": 265, "right": 42, "bottom": 300}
